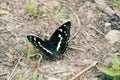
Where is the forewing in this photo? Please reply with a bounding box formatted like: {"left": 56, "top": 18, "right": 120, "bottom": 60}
{"left": 48, "top": 21, "right": 71, "bottom": 54}
{"left": 27, "top": 35, "right": 54, "bottom": 55}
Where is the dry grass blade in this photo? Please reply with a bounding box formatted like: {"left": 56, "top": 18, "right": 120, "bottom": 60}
{"left": 68, "top": 46, "right": 86, "bottom": 52}
{"left": 7, "top": 54, "right": 24, "bottom": 80}
{"left": 0, "top": 9, "right": 9, "bottom": 14}
{"left": 68, "top": 7, "right": 81, "bottom": 41}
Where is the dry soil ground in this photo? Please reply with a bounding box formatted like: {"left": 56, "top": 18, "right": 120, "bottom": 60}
{"left": 0, "top": 0, "right": 120, "bottom": 80}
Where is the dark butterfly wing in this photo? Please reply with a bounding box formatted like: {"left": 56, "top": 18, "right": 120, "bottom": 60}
{"left": 27, "top": 21, "right": 71, "bottom": 60}
{"left": 27, "top": 35, "right": 55, "bottom": 59}
{"left": 48, "top": 21, "right": 71, "bottom": 55}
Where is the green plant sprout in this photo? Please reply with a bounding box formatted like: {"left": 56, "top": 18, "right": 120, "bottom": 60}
{"left": 112, "top": 0, "right": 120, "bottom": 9}
{"left": 26, "top": 0, "right": 39, "bottom": 17}
{"left": 25, "top": 41, "right": 36, "bottom": 61}
{"left": 17, "top": 69, "right": 38, "bottom": 80}
{"left": 53, "top": 6, "right": 69, "bottom": 20}
{"left": 97, "top": 52, "right": 120, "bottom": 80}
{"left": 0, "top": 9, "right": 9, "bottom": 14}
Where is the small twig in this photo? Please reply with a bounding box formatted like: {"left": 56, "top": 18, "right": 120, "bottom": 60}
{"left": 70, "top": 61, "right": 98, "bottom": 80}
{"left": 68, "top": 7, "right": 81, "bottom": 41}
{"left": 90, "top": 45, "right": 99, "bottom": 51}
{"left": 0, "top": 72, "right": 9, "bottom": 76}
{"left": 68, "top": 46, "right": 86, "bottom": 52}
{"left": 52, "top": 70, "right": 68, "bottom": 75}
{"left": 37, "top": 53, "right": 43, "bottom": 72}
{"left": 88, "top": 25, "right": 105, "bottom": 36}
{"left": 0, "top": 17, "right": 24, "bottom": 27}
{"left": 7, "top": 54, "right": 24, "bottom": 80}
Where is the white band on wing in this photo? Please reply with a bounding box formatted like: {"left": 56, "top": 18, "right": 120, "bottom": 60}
{"left": 57, "top": 34, "right": 63, "bottom": 51}
{"left": 38, "top": 41, "right": 53, "bottom": 54}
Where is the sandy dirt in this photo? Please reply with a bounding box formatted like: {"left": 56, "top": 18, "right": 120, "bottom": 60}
{"left": 0, "top": 0, "right": 120, "bottom": 80}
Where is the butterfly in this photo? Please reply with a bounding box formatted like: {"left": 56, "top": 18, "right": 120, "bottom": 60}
{"left": 27, "top": 21, "right": 71, "bottom": 60}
